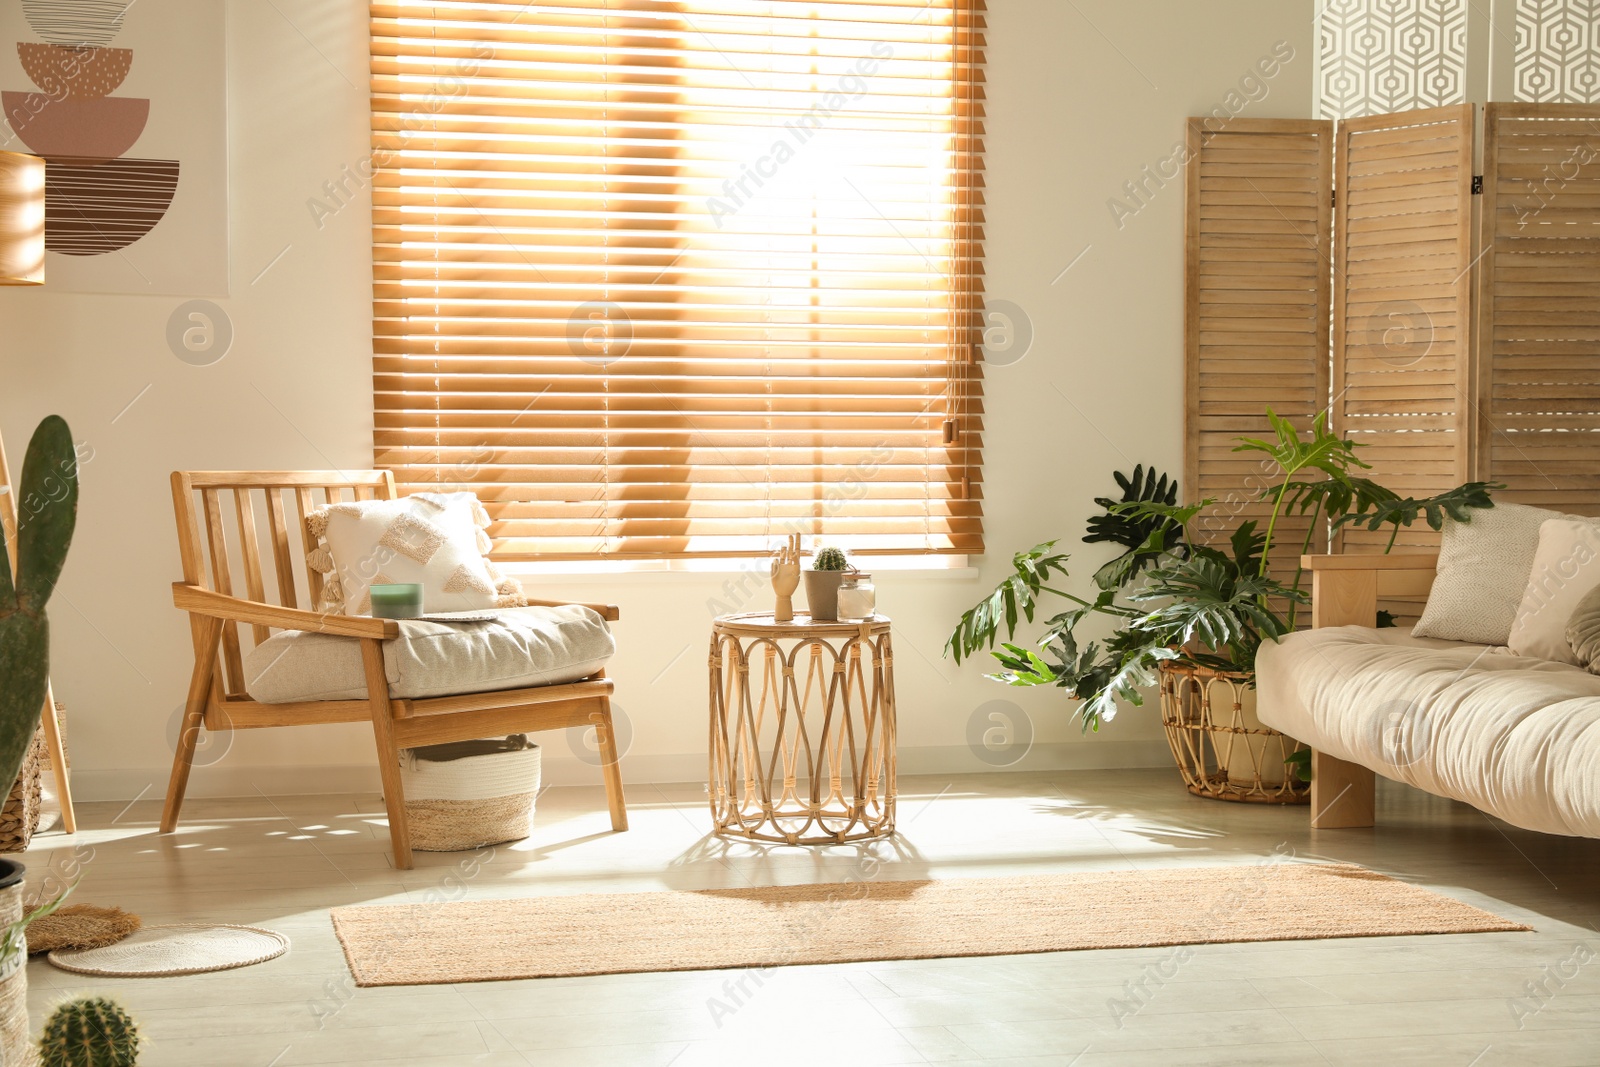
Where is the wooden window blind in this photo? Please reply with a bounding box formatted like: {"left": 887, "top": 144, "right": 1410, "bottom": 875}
{"left": 1183, "top": 118, "right": 1332, "bottom": 574}
{"left": 1476, "top": 102, "right": 1600, "bottom": 514}
{"left": 370, "top": 0, "right": 986, "bottom": 560}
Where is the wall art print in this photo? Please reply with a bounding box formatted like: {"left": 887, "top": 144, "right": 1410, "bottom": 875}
{"left": 0, "top": 0, "right": 227, "bottom": 295}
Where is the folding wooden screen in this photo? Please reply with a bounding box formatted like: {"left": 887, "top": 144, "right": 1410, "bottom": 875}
{"left": 1476, "top": 103, "right": 1600, "bottom": 516}
{"left": 1182, "top": 118, "right": 1332, "bottom": 574}
{"left": 1188, "top": 102, "right": 1600, "bottom": 615}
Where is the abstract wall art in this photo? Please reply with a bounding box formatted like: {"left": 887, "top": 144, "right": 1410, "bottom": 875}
{"left": 0, "top": 0, "right": 227, "bottom": 294}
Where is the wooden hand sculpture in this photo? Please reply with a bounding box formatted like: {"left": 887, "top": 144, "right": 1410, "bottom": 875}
{"left": 770, "top": 533, "right": 801, "bottom": 622}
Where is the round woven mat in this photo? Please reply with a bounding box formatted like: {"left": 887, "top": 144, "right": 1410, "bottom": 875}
{"left": 27, "top": 904, "right": 142, "bottom": 954}
{"left": 47, "top": 924, "right": 288, "bottom": 977}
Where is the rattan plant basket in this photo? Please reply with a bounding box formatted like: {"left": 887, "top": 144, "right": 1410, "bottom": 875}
{"left": 0, "top": 727, "right": 47, "bottom": 854}
{"left": 399, "top": 740, "right": 541, "bottom": 852}
{"left": 1159, "top": 664, "right": 1308, "bottom": 804}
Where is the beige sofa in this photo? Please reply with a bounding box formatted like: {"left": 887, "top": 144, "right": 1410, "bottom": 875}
{"left": 1256, "top": 553, "right": 1600, "bottom": 837}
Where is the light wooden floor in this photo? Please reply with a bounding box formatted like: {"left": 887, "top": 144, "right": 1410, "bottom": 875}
{"left": 16, "top": 769, "right": 1600, "bottom": 1065}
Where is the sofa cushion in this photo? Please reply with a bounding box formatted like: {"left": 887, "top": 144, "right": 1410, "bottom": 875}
{"left": 1256, "top": 625, "right": 1600, "bottom": 838}
{"left": 243, "top": 605, "right": 614, "bottom": 703}
{"left": 1413, "top": 502, "right": 1565, "bottom": 645}
{"left": 1566, "top": 584, "right": 1600, "bottom": 673}
{"left": 1507, "top": 518, "right": 1600, "bottom": 665}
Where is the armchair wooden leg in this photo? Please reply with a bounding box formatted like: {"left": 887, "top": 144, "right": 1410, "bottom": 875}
{"left": 362, "top": 639, "right": 414, "bottom": 870}
{"left": 596, "top": 698, "right": 628, "bottom": 833}
{"left": 162, "top": 615, "right": 223, "bottom": 833}
{"left": 1311, "top": 749, "right": 1376, "bottom": 828}
{"left": 40, "top": 682, "right": 75, "bottom": 834}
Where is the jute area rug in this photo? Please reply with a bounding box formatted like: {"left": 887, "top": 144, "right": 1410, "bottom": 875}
{"left": 330, "top": 863, "right": 1527, "bottom": 987}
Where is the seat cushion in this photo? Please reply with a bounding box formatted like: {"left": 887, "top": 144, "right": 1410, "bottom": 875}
{"left": 1256, "top": 625, "right": 1600, "bottom": 838}
{"left": 243, "top": 605, "right": 614, "bottom": 703}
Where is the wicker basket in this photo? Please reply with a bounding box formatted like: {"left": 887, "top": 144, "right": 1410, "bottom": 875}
{"left": 400, "top": 739, "right": 541, "bottom": 852}
{"left": 1160, "top": 664, "right": 1309, "bottom": 804}
{"left": 0, "top": 727, "right": 47, "bottom": 855}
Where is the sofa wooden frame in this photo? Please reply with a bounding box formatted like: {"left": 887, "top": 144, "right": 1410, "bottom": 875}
{"left": 165, "top": 470, "right": 628, "bottom": 868}
{"left": 1301, "top": 552, "right": 1440, "bottom": 830}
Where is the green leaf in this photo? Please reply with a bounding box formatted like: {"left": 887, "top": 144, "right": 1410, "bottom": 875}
{"left": 15, "top": 415, "right": 78, "bottom": 612}
{"left": 0, "top": 611, "right": 49, "bottom": 806}
{"left": 945, "top": 542, "right": 1072, "bottom": 663}
{"left": 1084, "top": 465, "right": 1185, "bottom": 590}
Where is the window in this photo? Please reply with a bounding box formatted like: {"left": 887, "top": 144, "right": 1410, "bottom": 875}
{"left": 371, "top": 0, "right": 986, "bottom": 560}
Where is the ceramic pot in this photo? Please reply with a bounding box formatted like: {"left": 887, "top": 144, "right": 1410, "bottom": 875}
{"left": 0, "top": 858, "right": 32, "bottom": 1067}
{"left": 803, "top": 571, "right": 844, "bottom": 621}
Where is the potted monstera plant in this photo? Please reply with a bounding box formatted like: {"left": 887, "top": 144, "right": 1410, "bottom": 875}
{"left": 946, "top": 410, "right": 1497, "bottom": 800}
{"left": 0, "top": 416, "right": 80, "bottom": 1061}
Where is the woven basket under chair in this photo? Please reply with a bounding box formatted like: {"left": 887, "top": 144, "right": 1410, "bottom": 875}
{"left": 399, "top": 736, "right": 541, "bottom": 852}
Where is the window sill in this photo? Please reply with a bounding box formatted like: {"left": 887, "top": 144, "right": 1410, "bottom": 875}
{"left": 498, "top": 556, "right": 977, "bottom": 581}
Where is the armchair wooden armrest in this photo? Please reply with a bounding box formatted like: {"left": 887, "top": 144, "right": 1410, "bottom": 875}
{"left": 172, "top": 583, "right": 400, "bottom": 639}
{"left": 522, "top": 597, "right": 621, "bottom": 622}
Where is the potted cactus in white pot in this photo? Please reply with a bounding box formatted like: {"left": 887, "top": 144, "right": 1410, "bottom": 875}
{"left": 804, "top": 546, "right": 849, "bottom": 621}
{"left": 0, "top": 416, "right": 80, "bottom": 1063}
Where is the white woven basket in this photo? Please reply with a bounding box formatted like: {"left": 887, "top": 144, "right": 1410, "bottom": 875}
{"left": 400, "top": 743, "right": 541, "bottom": 852}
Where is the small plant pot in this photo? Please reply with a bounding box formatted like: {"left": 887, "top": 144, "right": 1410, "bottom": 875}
{"left": 0, "top": 858, "right": 30, "bottom": 1067}
{"left": 804, "top": 571, "right": 844, "bottom": 621}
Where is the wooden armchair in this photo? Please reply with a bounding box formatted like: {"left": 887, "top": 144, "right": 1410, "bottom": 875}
{"left": 165, "top": 470, "right": 627, "bottom": 868}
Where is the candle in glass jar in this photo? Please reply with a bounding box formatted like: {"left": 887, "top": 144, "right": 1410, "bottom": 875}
{"left": 837, "top": 573, "right": 875, "bottom": 622}
{"left": 369, "top": 583, "right": 423, "bottom": 619}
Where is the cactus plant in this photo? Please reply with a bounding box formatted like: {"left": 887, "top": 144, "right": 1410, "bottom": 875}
{"left": 0, "top": 416, "right": 78, "bottom": 800}
{"left": 812, "top": 546, "right": 847, "bottom": 571}
{"left": 37, "top": 997, "right": 141, "bottom": 1067}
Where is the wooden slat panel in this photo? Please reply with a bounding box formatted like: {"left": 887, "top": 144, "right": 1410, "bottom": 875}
{"left": 1332, "top": 106, "right": 1475, "bottom": 620}
{"left": 1477, "top": 102, "right": 1600, "bottom": 519}
{"left": 294, "top": 488, "right": 323, "bottom": 607}
{"left": 233, "top": 491, "right": 270, "bottom": 648}
{"left": 264, "top": 489, "right": 298, "bottom": 610}
{"left": 1186, "top": 118, "right": 1333, "bottom": 582}
{"left": 201, "top": 489, "right": 245, "bottom": 696}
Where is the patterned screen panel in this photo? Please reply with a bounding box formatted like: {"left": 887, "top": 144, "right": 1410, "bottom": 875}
{"left": 1319, "top": 0, "right": 1469, "bottom": 120}
{"left": 1516, "top": 0, "right": 1600, "bottom": 103}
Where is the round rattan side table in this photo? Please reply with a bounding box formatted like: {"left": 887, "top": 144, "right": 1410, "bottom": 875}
{"left": 708, "top": 612, "right": 896, "bottom": 844}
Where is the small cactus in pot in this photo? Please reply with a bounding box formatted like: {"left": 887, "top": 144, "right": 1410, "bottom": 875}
{"left": 38, "top": 997, "right": 141, "bottom": 1067}
{"left": 804, "top": 545, "right": 849, "bottom": 621}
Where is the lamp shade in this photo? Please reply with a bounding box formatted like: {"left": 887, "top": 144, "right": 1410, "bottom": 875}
{"left": 0, "top": 152, "right": 45, "bottom": 286}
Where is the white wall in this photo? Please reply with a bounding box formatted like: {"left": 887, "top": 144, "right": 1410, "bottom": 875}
{"left": 0, "top": 0, "right": 1315, "bottom": 800}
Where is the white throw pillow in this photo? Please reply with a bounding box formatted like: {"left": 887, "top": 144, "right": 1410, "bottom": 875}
{"left": 1413, "top": 502, "right": 1565, "bottom": 646}
{"left": 1506, "top": 518, "right": 1600, "bottom": 664}
{"left": 305, "top": 492, "right": 526, "bottom": 616}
